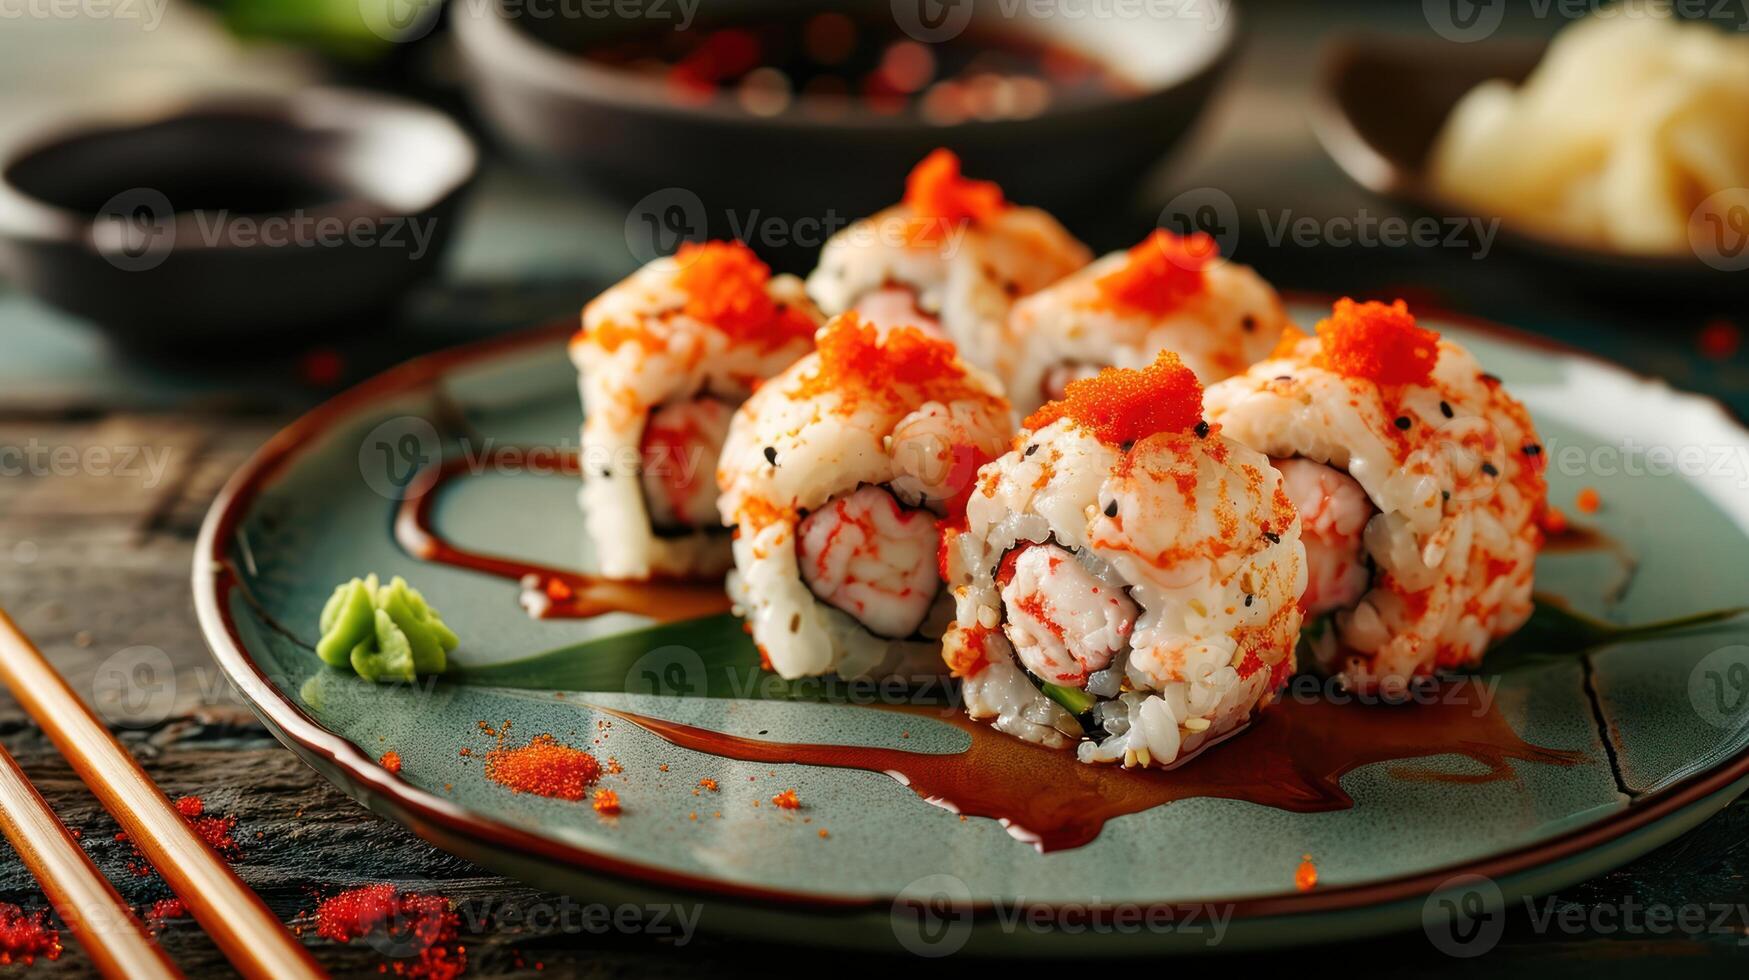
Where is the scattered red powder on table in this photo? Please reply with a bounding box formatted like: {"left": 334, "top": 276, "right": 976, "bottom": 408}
{"left": 380, "top": 751, "right": 403, "bottom": 774}
{"left": 174, "top": 796, "right": 240, "bottom": 859}
{"left": 1295, "top": 855, "right": 1318, "bottom": 892}
{"left": 0, "top": 904, "right": 61, "bottom": 965}
{"left": 1315, "top": 298, "right": 1440, "bottom": 386}
{"left": 771, "top": 789, "right": 801, "bottom": 810}
{"left": 147, "top": 898, "right": 185, "bottom": 923}
{"left": 1025, "top": 351, "right": 1204, "bottom": 444}
{"left": 314, "top": 885, "right": 465, "bottom": 980}
{"left": 697, "top": 778, "right": 718, "bottom": 793}
{"left": 1576, "top": 487, "right": 1602, "bottom": 514}
{"left": 484, "top": 734, "right": 602, "bottom": 800}
{"left": 592, "top": 789, "right": 622, "bottom": 816}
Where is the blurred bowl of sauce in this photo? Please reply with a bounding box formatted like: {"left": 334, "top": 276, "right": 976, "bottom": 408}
{"left": 453, "top": 0, "right": 1238, "bottom": 265}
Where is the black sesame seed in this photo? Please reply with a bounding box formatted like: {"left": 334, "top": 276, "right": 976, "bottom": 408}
{"left": 1481, "top": 462, "right": 1499, "bottom": 477}
{"left": 1442, "top": 490, "right": 1451, "bottom": 501}
{"left": 1194, "top": 420, "right": 1210, "bottom": 439}
{"left": 1274, "top": 375, "right": 1293, "bottom": 382}
{"left": 758, "top": 730, "right": 769, "bottom": 735}
{"left": 600, "top": 469, "right": 612, "bottom": 479}
{"left": 763, "top": 446, "right": 778, "bottom": 466}
{"left": 1523, "top": 443, "right": 1542, "bottom": 456}
{"left": 1263, "top": 530, "right": 1281, "bottom": 544}
{"left": 1241, "top": 315, "right": 1257, "bottom": 333}
{"left": 1244, "top": 594, "right": 1254, "bottom": 607}
{"left": 1394, "top": 416, "right": 1412, "bottom": 430}
{"left": 1024, "top": 444, "right": 1039, "bottom": 457}
{"left": 1104, "top": 500, "right": 1118, "bottom": 518}
{"left": 1440, "top": 401, "right": 1453, "bottom": 418}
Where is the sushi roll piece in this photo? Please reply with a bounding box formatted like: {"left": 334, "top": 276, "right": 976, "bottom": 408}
{"left": 1000, "top": 229, "right": 1291, "bottom": 415}
{"left": 1202, "top": 298, "right": 1549, "bottom": 695}
{"left": 718, "top": 313, "right": 1014, "bottom": 679}
{"left": 806, "top": 149, "right": 1090, "bottom": 374}
{"left": 573, "top": 240, "right": 822, "bottom": 580}
{"left": 940, "top": 353, "right": 1307, "bottom": 768}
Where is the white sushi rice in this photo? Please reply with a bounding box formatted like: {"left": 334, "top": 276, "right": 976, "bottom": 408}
{"left": 805, "top": 204, "right": 1089, "bottom": 374}
{"left": 717, "top": 319, "right": 1014, "bottom": 679}
{"left": 1202, "top": 331, "right": 1546, "bottom": 694}
{"left": 1000, "top": 247, "right": 1290, "bottom": 415}
{"left": 572, "top": 253, "right": 819, "bottom": 579}
{"left": 941, "top": 419, "right": 1307, "bottom": 768}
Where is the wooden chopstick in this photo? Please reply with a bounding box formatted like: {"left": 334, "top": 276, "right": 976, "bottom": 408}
{"left": 0, "top": 744, "right": 183, "bottom": 979}
{"left": 0, "top": 610, "right": 326, "bottom": 980}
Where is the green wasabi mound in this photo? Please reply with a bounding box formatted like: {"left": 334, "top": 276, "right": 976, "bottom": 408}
{"left": 316, "top": 574, "right": 459, "bottom": 682}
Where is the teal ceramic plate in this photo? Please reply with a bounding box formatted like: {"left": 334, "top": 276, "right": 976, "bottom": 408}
{"left": 194, "top": 303, "right": 1749, "bottom": 955}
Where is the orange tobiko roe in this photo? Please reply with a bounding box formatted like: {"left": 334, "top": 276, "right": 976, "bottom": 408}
{"left": 1024, "top": 351, "right": 1205, "bottom": 445}
{"left": 1315, "top": 298, "right": 1440, "bottom": 386}
{"left": 1095, "top": 229, "right": 1215, "bottom": 315}
{"left": 484, "top": 734, "right": 603, "bottom": 801}
{"left": 796, "top": 314, "right": 969, "bottom": 399}
{"left": 672, "top": 240, "right": 816, "bottom": 345}
{"left": 903, "top": 149, "right": 1007, "bottom": 246}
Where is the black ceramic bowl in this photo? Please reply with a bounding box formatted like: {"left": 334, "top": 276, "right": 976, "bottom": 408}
{"left": 0, "top": 89, "right": 477, "bottom": 351}
{"left": 453, "top": 0, "right": 1238, "bottom": 265}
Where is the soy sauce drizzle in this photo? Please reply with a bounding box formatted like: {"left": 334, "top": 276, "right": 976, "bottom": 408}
{"left": 394, "top": 449, "right": 730, "bottom": 623}
{"left": 600, "top": 692, "right": 1583, "bottom": 853}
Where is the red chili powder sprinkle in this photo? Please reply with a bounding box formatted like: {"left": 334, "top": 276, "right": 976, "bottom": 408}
{"left": 671, "top": 240, "right": 816, "bottom": 345}
{"left": 1576, "top": 487, "right": 1602, "bottom": 514}
{"left": 796, "top": 314, "right": 970, "bottom": 399}
{"left": 315, "top": 885, "right": 465, "bottom": 980}
{"left": 591, "top": 788, "right": 622, "bottom": 816}
{"left": 1024, "top": 351, "right": 1204, "bottom": 445}
{"left": 380, "top": 751, "right": 403, "bottom": 775}
{"left": 147, "top": 898, "right": 185, "bottom": 922}
{"left": 903, "top": 148, "right": 1006, "bottom": 245}
{"left": 484, "top": 735, "right": 602, "bottom": 801}
{"left": 697, "top": 778, "right": 719, "bottom": 792}
{"left": 771, "top": 789, "right": 801, "bottom": 810}
{"left": 0, "top": 905, "right": 62, "bottom": 965}
{"left": 1295, "top": 855, "right": 1318, "bottom": 892}
{"left": 172, "top": 796, "right": 239, "bottom": 859}
{"left": 1095, "top": 229, "right": 1214, "bottom": 315}
{"left": 1314, "top": 298, "right": 1440, "bottom": 385}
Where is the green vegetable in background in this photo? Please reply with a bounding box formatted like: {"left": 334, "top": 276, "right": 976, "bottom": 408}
{"left": 317, "top": 574, "right": 458, "bottom": 682}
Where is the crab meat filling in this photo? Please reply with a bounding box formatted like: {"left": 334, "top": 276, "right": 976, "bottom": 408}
{"left": 796, "top": 485, "right": 941, "bottom": 639}
{"left": 639, "top": 397, "right": 733, "bottom": 531}
{"left": 1274, "top": 457, "right": 1374, "bottom": 616}
{"left": 996, "top": 543, "right": 1139, "bottom": 689}
{"left": 850, "top": 285, "right": 944, "bottom": 339}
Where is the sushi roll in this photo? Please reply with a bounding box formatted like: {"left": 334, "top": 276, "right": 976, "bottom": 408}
{"left": 940, "top": 353, "right": 1307, "bottom": 768}
{"left": 717, "top": 313, "right": 1014, "bottom": 680}
{"left": 1202, "top": 298, "right": 1549, "bottom": 695}
{"left": 806, "top": 149, "right": 1090, "bottom": 374}
{"left": 573, "top": 240, "right": 822, "bottom": 580}
{"left": 1000, "top": 229, "right": 1291, "bottom": 415}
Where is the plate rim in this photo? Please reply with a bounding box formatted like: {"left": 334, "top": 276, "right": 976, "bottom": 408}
{"left": 192, "top": 305, "right": 1749, "bottom": 918}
